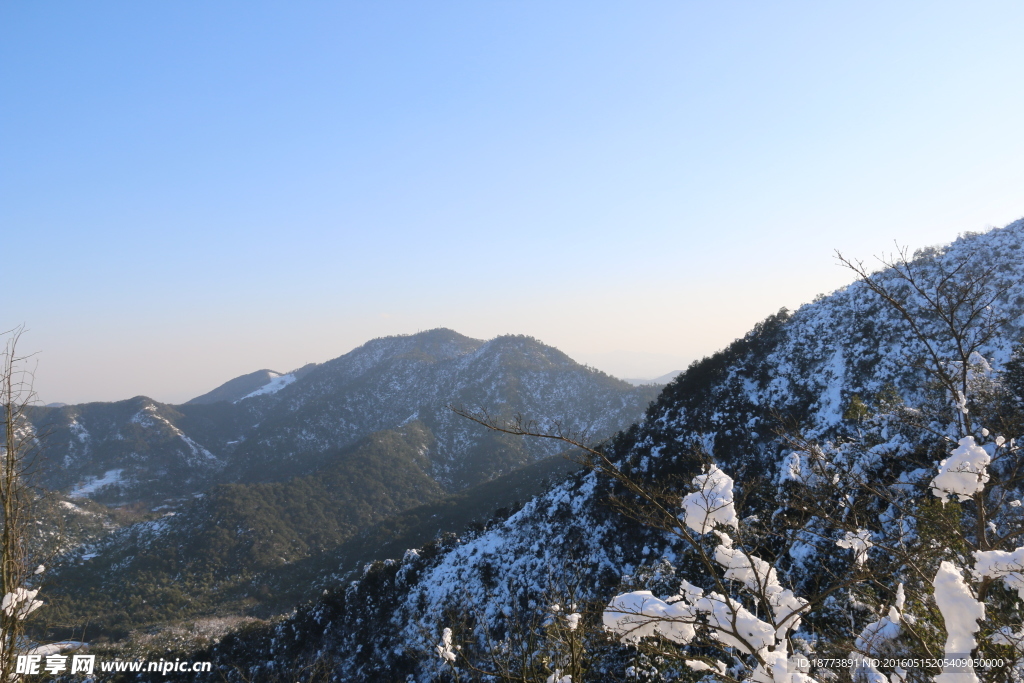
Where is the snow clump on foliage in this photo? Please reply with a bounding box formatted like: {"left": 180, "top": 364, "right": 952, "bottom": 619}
{"left": 931, "top": 436, "right": 991, "bottom": 503}
{"left": 836, "top": 529, "right": 873, "bottom": 567}
{"left": 680, "top": 464, "right": 737, "bottom": 534}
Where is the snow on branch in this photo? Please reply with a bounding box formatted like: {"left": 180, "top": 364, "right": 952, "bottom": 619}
{"left": 681, "top": 464, "right": 738, "bottom": 534}
{"left": 836, "top": 529, "right": 873, "bottom": 567}
{"left": 931, "top": 436, "right": 991, "bottom": 503}
{"left": 972, "top": 547, "right": 1024, "bottom": 599}
{"left": 933, "top": 562, "right": 985, "bottom": 683}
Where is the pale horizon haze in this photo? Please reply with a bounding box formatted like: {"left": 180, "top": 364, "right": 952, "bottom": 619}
{"left": 3, "top": 2, "right": 1024, "bottom": 404}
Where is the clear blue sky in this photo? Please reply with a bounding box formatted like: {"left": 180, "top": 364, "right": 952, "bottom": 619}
{"left": 3, "top": 2, "right": 1023, "bottom": 404}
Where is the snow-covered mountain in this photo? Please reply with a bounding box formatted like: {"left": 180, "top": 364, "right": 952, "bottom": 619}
{"left": 218, "top": 330, "right": 662, "bottom": 489}
{"left": 30, "top": 330, "right": 659, "bottom": 504}
{"left": 182, "top": 220, "right": 1024, "bottom": 681}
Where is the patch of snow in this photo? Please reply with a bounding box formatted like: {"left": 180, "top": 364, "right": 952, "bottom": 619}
{"left": 70, "top": 469, "right": 124, "bottom": 498}
{"left": 853, "top": 584, "right": 904, "bottom": 661}
{"left": 972, "top": 546, "right": 1024, "bottom": 599}
{"left": 603, "top": 591, "right": 696, "bottom": 645}
{"left": 68, "top": 419, "right": 89, "bottom": 443}
{"left": 27, "top": 641, "right": 86, "bottom": 656}
{"left": 931, "top": 436, "right": 990, "bottom": 503}
{"left": 836, "top": 529, "right": 873, "bottom": 567}
{"left": 131, "top": 404, "right": 222, "bottom": 467}
{"left": 933, "top": 561, "right": 984, "bottom": 683}
{"left": 680, "top": 465, "right": 737, "bottom": 534}
{"left": 236, "top": 373, "right": 296, "bottom": 402}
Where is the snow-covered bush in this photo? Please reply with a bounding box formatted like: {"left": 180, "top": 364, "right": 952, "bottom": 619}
{"left": 434, "top": 574, "right": 597, "bottom": 683}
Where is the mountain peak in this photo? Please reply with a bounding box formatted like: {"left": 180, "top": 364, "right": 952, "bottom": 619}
{"left": 381, "top": 327, "right": 483, "bottom": 353}
{"left": 185, "top": 369, "right": 284, "bottom": 405}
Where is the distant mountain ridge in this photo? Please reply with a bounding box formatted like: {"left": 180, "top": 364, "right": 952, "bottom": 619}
{"left": 622, "top": 370, "right": 681, "bottom": 386}
{"left": 186, "top": 363, "right": 321, "bottom": 405}
{"left": 29, "top": 329, "right": 659, "bottom": 503}
{"left": 185, "top": 368, "right": 283, "bottom": 405}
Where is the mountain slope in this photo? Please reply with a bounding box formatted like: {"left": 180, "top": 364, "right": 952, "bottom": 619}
{"left": 42, "top": 432, "right": 582, "bottom": 638}
{"left": 28, "top": 398, "right": 232, "bottom": 503}
{"left": 183, "top": 220, "right": 1024, "bottom": 681}
{"left": 185, "top": 368, "right": 313, "bottom": 405}
{"left": 185, "top": 369, "right": 284, "bottom": 405}
{"left": 45, "top": 423, "right": 445, "bottom": 637}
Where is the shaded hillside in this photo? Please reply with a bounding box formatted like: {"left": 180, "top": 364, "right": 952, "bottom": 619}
{"left": 44, "top": 423, "right": 444, "bottom": 638}
{"left": 252, "top": 450, "right": 583, "bottom": 613}
{"left": 42, "top": 433, "right": 581, "bottom": 638}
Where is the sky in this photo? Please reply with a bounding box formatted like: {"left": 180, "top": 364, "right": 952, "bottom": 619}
{"left": 3, "top": 2, "right": 1024, "bottom": 405}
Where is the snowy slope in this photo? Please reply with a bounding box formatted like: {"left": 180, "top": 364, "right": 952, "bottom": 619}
{"left": 196, "top": 220, "right": 1024, "bottom": 681}
{"left": 185, "top": 369, "right": 284, "bottom": 405}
